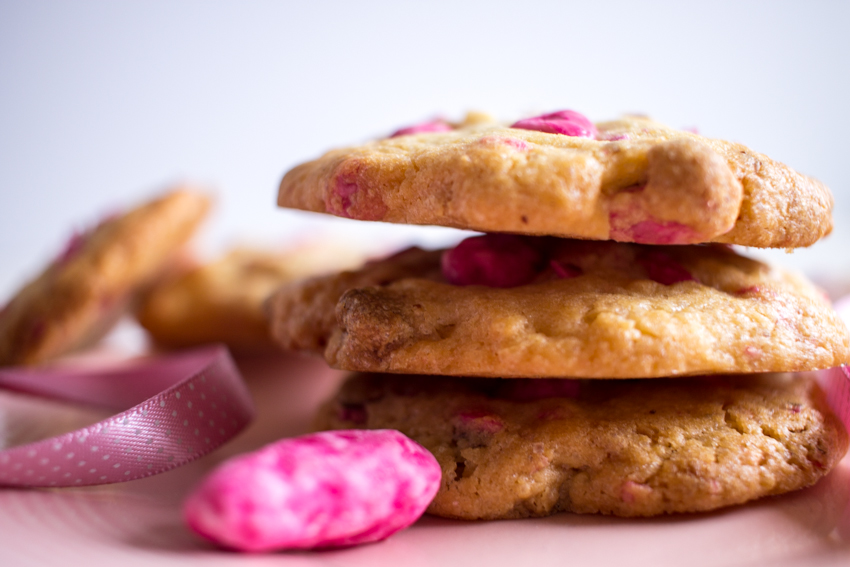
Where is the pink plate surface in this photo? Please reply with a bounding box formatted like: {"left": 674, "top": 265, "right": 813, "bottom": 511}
{"left": 0, "top": 324, "right": 849, "bottom": 567}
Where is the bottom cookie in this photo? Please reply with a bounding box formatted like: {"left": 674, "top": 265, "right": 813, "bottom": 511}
{"left": 315, "top": 373, "right": 848, "bottom": 519}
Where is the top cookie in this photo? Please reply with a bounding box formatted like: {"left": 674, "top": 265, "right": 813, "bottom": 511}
{"left": 0, "top": 188, "right": 210, "bottom": 366}
{"left": 278, "top": 112, "right": 833, "bottom": 248}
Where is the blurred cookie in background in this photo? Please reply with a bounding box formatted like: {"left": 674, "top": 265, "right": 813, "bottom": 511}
{"left": 0, "top": 187, "right": 211, "bottom": 366}
{"left": 136, "top": 243, "right": 365, "bottom": 352}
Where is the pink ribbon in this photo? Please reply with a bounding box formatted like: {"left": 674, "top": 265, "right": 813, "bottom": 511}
{"left": 0, "top": 346, "right": 254, "bottom": 488}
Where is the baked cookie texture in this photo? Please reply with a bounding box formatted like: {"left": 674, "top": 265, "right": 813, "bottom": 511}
{"left": 0, "top": 188, "right": 210, "bottom": 366}
{"left": 268, "top": 246, "right": 443, "bottom": 355}
{"left": 267, "top": 239, "right": 850, "bottom": 378}
{"left": 136, "top": 244, "right": 364, "bottom": 351}
{"left": 278, "top": 114, "right": 833, "bottom": 249}
{"left": 316, "top": 372, "right": 849, "bottom": 519}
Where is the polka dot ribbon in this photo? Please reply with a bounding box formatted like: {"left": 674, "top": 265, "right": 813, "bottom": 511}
{"left": 0, "top": 346, "right": 254, "bottom": 488}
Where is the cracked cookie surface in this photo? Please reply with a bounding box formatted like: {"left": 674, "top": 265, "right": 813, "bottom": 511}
{"left": 278, "top": 114, "right": 832, "bottom": 248}
{"left": 267, "top": 238, "right": 850, "bottom": 378}
{"left": 0, "top": 188, "right": 210, "bottom": 366}
{"left": 315, "top": 372, "right": 848, "bottom": 519}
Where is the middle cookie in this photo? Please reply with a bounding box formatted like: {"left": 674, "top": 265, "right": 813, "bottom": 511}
{"left": 267, "top": 236, "right": 850, "bottom": 379}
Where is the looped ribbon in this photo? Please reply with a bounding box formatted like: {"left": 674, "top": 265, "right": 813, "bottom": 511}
{"left": 0, "top": 346, "right": 254, "bottom": 488}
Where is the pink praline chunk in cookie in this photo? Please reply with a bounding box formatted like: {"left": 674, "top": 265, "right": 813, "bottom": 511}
{"left": 390, "top": 120, "right": 452, "bottom": 137}
{"left": 511, "top": 110, "right": 597, "bottom": 138}
{"left": 734, "top": 285, "right": 777, "bottom": 300}
{"left": 183, "top": 429, "right": 441, "bottom": 552}
{"left": 333, "top": 177, "right": 359, "bottom": 218}
{"left": 620, "top": 480, "right": 653, "bottom": 504}
{"left": 550, "top": 260, "right": 582, "bottom": 280}
{"left": 55, "top": 230, "right": 88, "bottom": 265}
{"left": 611, "top": 218, "right": 702, "bottom": 245}
{"left": 339, "top": 403, "right": 368, "bottom": 424}
{"left": 478, "top": 135, "right": 530, "bottom": 151}
{"left": 637, "top": 251, "right": 698, "bottom": 286}
{"left": 328, "top": 165, "right": 388, "bottom": 221}
{"left": 328, "top": 174, "right": 387, "bottom": 221}
{"left": 442, "top": 234, "right": 542, "bottom": 288}
{"left": 454, "top": 409, "right": 504, "bottom": 435}
{"left": 597, "top": 132, "right": 630, "bottom": 142}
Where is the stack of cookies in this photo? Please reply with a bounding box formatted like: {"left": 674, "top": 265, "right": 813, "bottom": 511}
{"left": 267, "top": 111, "right": 849, "bottom": 518}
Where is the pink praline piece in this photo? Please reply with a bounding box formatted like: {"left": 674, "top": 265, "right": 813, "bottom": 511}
{"left": 610, "top": 218, "right": 702, "bottom": 245}
{"left": 339, "top": 403, "right": 367, "bottom": 424}
{"left": 454, "top": 409, "right": 504, "bottom": 435}
{"left": 549, "top": 260, "right": 582, "bottom": 280}
{"left": 478, "top": 135, "right": 529, "bottom": 151}
{"left": 183, "top": 429, "right": 441, "bottom": 552}
{"left": 55, "top": 230, "right": 88, "bottom": 265}
{"left": 390, "top": 120, "right": 452, "bottom": 137}
{"left": 511, "top": 110, "right": 597, "bottom": 138}
{"left": 637, "top": 251, "right": 698, "bottom": 286}
{"left": 332, "top": 177, "right": 359, "bottom": 218}
{"left": 597, "top": 132, "right": 630, "bottom": 142}
{"left": 328, "top": 171, "right": 387, "bottom": 221}
{"left": 441, "top": 234, "right": 542, "bottom": 288}
{"left": 620, "top": 480, "right": 652, "bottom": 504}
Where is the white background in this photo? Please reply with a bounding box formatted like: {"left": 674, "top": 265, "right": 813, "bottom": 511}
{"left": 2, "top": 1, "right": 849, "bottom": 298}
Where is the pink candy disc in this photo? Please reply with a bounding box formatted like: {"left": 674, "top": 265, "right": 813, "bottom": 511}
{"left": 441, "top": 234, "right": 543, "bottom": 288}
{"left": 0, "top": 346, "right": 254, "bottom": 488}
{"left": 511, "top": 110, "right": 597, "bottom": 138}
{"left": 183, "top": 429, "right": 442, "bottom": 552}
